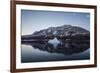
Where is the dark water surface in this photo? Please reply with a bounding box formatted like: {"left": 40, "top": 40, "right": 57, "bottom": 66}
{"left": 21, "top": 41, "right": 90, "bottom": 63}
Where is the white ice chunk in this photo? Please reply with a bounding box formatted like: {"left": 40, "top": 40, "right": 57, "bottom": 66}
{"left": 48, "top": 37, "right": 60, "bottom": 48}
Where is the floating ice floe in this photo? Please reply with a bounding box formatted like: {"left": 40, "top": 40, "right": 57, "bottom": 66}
{"left": 48, "top": 37, "right": 61, "bottom": 48}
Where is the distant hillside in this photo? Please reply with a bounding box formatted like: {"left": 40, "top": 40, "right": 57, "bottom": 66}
{"left": 33, "top": 25, "right": 89, "bottom": 36}
{"left": 21, "top": 25, "right": 90, "bottom": 41}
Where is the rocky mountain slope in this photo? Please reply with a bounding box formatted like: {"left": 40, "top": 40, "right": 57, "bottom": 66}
{"left": 22, "top": 25, "right": 90, "bottom": 41}
{"left": 33, "top": 25, "right": 89, "bottom": 37}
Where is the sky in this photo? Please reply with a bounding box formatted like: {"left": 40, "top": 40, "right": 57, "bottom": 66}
{"left": 21, "top": 9, "right": 90, "bottom": 35}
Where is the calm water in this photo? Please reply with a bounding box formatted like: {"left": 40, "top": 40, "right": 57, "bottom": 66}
{"left": 21, "top": 40, "right": 90, "bottom": 63}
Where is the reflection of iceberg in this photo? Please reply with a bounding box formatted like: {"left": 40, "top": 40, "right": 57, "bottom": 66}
{"left": 22, "top": 40, "right": 90, "bottom": 55}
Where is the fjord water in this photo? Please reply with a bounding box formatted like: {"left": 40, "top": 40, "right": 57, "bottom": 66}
{"left": 21, "top": 39, "right": 90, "bottom": 63}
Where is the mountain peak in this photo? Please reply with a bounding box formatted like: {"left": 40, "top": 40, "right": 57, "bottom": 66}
{"left": 33, "top": 25, "right": 89, "bottom": 36}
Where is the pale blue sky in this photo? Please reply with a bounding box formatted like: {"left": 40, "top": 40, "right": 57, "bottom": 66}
{"left": 21, "top": 9, "right": 90, "bottom": 35}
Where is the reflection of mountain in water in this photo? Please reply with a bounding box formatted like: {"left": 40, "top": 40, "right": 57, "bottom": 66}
{"left": 21, "top": 25, "right": 90, "bottom": 62}
{"left": 22, "top": 39, "right": 89, "bottom": 55}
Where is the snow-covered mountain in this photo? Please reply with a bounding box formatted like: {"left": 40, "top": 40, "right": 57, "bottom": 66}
{"left": 21, "top": 25, "right": 90, "bottom": 41}
{"left": 33, "top": 25, "right": 89, "bottom": 37}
